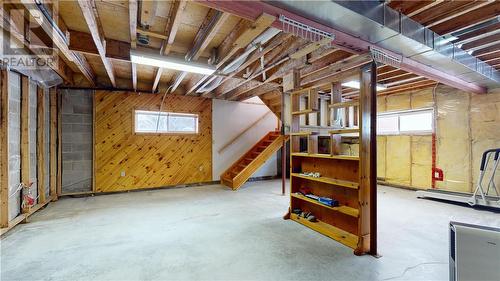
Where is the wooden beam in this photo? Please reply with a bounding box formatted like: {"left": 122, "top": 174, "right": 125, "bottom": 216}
{"left": 453, "top": 22, "right": 500, "bottom": 44}
{"left": 21, "top": 0, "right": 95, "bottom": 85}
{"left": 49, "top": 88, "right": 57, "bottom": 201}
{"left": 461, "top": 33, "right": 500, "bottom": 52}
{"left": 77, "top": 0, "right": 116, "bottom": 87}
{"left": 188, "top": 13, "right": 275, "bottom": 95}
{"left": 217, "top": 32, "right": 292, "bottom": 87}
{"left": 358, "top": 61, "right": 377, "bottom": 256}
{"left": 0, "top": 69, "right": 9, "bottom": 228}
{"left": 430, "top": 1, "right": 499, "bottom": 34}
{"left": 137, "top": 28, "right": 168, "bottom": 40}
{"left": 20, "top": 76, "right": 30, "bottom": 213}
{"left": 406, "top": 0, "right": 444, "bottom": 17}
{"left": 172, "top": 10, "right": 230, "bottom": 93}
{"left": 68, "top": 30, "right": 130, "bottom": 61}
{"left": 129, "top": 0, "right": 138, "bottom": 91}
{"left": 152, "top": 0, "right": 187, "bottom": 92}
{"left": 300, "top": 54, "right": 372, "bottom": 87}
{"left": 36, "top": 86, "right": 46, "bottom": 203}
{"left": 289, "top": 37, "right": 331, "bottom": 59}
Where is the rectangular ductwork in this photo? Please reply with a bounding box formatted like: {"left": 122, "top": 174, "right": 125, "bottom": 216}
{"left": 268, "top": 0, "right": 500, "bottom": 90}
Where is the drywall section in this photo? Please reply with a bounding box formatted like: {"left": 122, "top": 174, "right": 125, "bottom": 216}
{"left": 94, "top": 91, "right": 212, "bottom": 192}
{"left": 60, "top": 89, "right": 93, "bottom": 194}
{"left": 7, "top": 71, "right": 21, "bottom": 220}
{"left": 212, "top": 97, "right": 279, "bottom": 181}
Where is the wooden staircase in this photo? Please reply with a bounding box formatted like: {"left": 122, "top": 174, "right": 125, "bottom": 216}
{"left": 220, "top": 131, "right": 289, "bottom": 190}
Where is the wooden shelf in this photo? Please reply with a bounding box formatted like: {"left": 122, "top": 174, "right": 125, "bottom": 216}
{"left": 291, "top": 193, "right": 359, "bottom": 217}
{"left": 291, "top": 173, "right": 359, "bottom": 189}
{"left": 291, "top": 152, "right": 359, "bottom": 161}
{"left": 292, "top": 109, "right": 315, "bottom": 115}
{"left": 329, "top": 101, "right": 358, "bottom": 109}
{"left": 329, "top": 128, "right": 359, "bottom": 134}
{"left": 290, "top": 213, "right": 359, "bottom": 249}
{"left": 290, "top": 131, "right": 317, "bottom": 136}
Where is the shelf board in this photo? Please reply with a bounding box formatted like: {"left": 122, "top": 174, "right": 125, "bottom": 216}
{"left": 291, "top": 193, "right": 359, "bottom": 217}
{"left": 290, "top": 213, "right": 358, "bottom": 249}
{"left": 292, "top": 109, "right": 315, "bottom": 115}
{"left": 329, "top": 128, "right": 359, "bottom": 134}
{"left": 291, "top": 152, "right": 359, "bottom": 161}
{"left": 329, "top": 101, "right": 358, "bottom": 109}
{"left": 290, "top": 131, "right": 317, "bottom": 136}
{"left": 291, "top": 173, "right": 359, "bottom": 189}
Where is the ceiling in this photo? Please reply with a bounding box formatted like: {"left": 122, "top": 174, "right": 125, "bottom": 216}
{"left": 2, "top": 0, "right": 499, "bottom": 110}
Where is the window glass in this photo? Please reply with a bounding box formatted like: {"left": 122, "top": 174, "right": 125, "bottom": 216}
{"left": 377, "top": 115, "right": 399, "bottom": 135}
{"left": 168, "top": 114, "right": 198, "bottom": 133}
{"left": 134, "top": 110, "right": 198, "bottom": 134}
{"left": 399, "top": 111, "right": 433, "bottom": 133}
{"left": 377, "top": 109, "right": 433, "bottom": 135}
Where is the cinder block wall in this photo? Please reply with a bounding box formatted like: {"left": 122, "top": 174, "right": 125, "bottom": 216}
{"left": 60, "top": 89, "right": 93, "bottom": 194}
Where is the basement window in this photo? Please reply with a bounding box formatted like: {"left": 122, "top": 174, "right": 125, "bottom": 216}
{"left": 377, "top": 108, "right": 433, "bottom": 135}
{"left": 134, "top": 110, "right": 198, "bottom": 134}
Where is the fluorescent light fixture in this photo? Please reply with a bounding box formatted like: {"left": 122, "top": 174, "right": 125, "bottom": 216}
{"left": 342, "top": 81, "right": 387, "bottom": 91}
{"left": 130, "top": 49, "right": 216, "bottom": 75}
{"left": 442, "top": 35, "right": 458, "bottom": 43}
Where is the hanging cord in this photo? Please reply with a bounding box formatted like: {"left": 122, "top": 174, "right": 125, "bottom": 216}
{"left": 155, "top": 85, "right": 173, "bottom": 132}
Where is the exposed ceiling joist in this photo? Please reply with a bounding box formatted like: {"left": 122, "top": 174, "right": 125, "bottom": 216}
{"left": 152, "top": 0, "right": 187, "bottom": 92}
{"left": 171, "top": 10, "right": 230, "bottom": 93}
{"left": 194, "top": 0, "right": 486, "bottom": 94}
{"left": 78, "top": 0, "right": 116, "bottom": 87}
{"left": 430, "top": 1, "right": 499, "bottom": 34}
{"left": 20, "top": 0, "right": 95, "bottom": 85}
{"left": 187, "top": 13, "right": 275, "bottom": 95}
{"left": 129, "top": 0, "right": 138, "bottom": 91}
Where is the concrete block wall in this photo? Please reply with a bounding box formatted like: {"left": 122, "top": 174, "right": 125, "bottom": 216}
{"left": 60, "top": 89, "right": 93, "bottom": 193}
{"left": 8, "top": 71, "right": 21, "bottom": 220}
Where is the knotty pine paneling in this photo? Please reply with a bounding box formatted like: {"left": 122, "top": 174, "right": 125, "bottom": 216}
{"left": 94, "top": 91, "right": 212, "bottom": 192}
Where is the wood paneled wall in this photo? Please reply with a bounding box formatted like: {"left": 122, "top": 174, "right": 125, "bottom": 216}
{"left": 94, "top": 91, "right": 212, "bottom": 192}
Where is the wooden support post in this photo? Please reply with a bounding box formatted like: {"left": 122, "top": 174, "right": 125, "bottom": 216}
{"left": 20, "top": 76, "right": 30, "bottom": 214}
{"left": 36, "top": 86, "right": 46, "bottom": 203}
{"left": 281, "top": 90, "right": 286, "bottom": 195}
{"left": 49, "top": 88, "right": 58, "bottom": 201}
{"left": 358, "top": 61, "right": 377, "bottom": 256}
{"left": 0, "top": 69, "right": 9, "bottom": 228}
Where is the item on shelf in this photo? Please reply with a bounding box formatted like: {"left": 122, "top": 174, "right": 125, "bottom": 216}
{"left": 318, "top": 197, "right": 339, "bottom": 207}
{"left": 292, "top": 208, "right": 302, "bottom": 214}
{"left": 297, "top": 211, "right": 317, "bottom": 222}
{"left": 300, "top": 172, "right": 321, "bottom": 178}
{"left": 298, "top": 186, "right": 312, "bottom": 195}
{"left": 305, "top": 194, "right": 320, "bottom": 200}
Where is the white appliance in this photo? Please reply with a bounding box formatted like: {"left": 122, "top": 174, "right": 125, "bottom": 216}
{"left": 449, "top": 221, "right": 500, "bottom": 281}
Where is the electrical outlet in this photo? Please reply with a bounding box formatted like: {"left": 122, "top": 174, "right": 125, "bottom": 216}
{"left": 120, "top": 171, "right": 126, "bottom": 177}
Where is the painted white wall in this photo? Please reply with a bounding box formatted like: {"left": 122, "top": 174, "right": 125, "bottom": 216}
{"left": 212, "top": 97, "right": 279, "bottom": 181}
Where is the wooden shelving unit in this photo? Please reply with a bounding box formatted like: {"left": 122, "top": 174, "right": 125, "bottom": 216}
{"left": 287, "top": 63, "right": 377, "bottom": 256}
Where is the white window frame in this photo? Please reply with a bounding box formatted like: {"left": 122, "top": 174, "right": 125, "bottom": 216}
{"left": 377, "top": 108, "right": 433, "bottom": 136}
{"left": 134, "top": 110, "right": 199, "bottom": 134}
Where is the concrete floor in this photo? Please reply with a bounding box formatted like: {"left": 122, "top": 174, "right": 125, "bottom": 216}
{"left": 1, "top": 180, "right": 499, "bottom": 281}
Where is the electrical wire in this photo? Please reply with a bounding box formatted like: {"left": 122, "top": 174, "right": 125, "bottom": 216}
{"left": 155, "top": 85, "right": 173, "bottom": 132}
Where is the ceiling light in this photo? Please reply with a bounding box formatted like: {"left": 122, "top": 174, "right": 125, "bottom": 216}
{"left": 342, "top": 81, "right": 387, "bottom": 91}
{"left": 130, "top": 49, "right": 216, "bottom": 75}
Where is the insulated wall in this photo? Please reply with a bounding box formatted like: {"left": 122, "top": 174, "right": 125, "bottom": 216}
{"left": 7, "top": 72, "right": 21, "bottom": 220}
{"left": 377, "top": 88, "right": 433, "bottom": 189}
